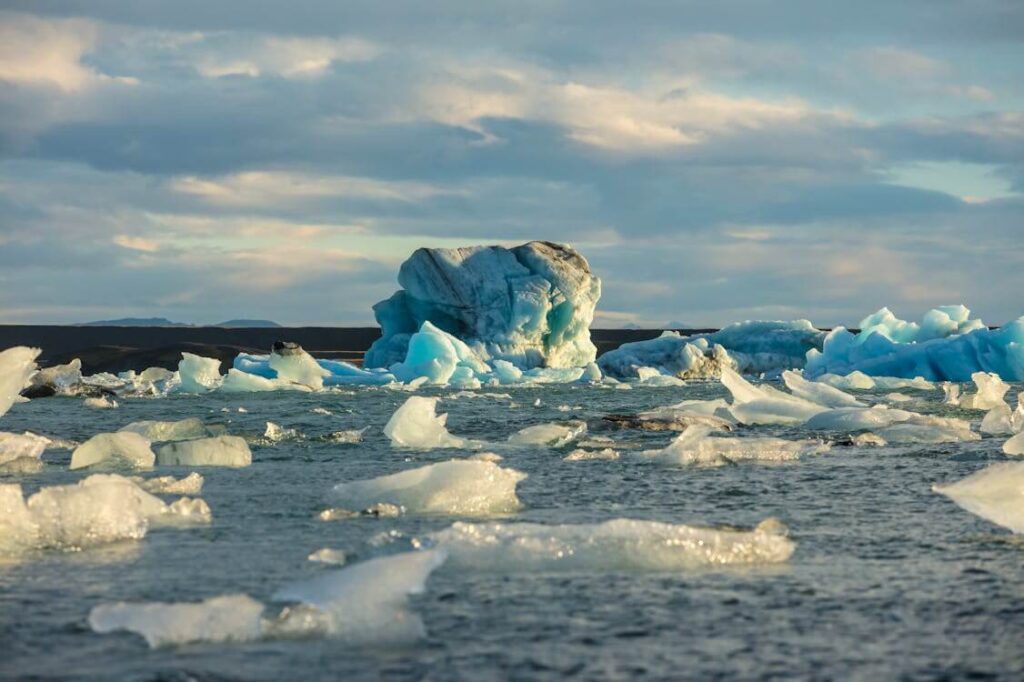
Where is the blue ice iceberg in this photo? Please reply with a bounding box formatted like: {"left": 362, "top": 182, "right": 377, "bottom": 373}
{"left": 364, "top": 241, "right": 601, "bottom": 371}
{"left": 805, "top": 306, "right": 1024, "bottom": 381}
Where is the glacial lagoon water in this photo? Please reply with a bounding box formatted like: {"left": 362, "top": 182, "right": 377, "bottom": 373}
{"left": 3, "top": 382, "right": 1024, "bottom": 680}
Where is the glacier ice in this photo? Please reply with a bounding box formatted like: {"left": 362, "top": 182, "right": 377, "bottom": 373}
{"left": 268, "top": 342, "right": 330, "bottom": 390}
{"left": 874, "top": 415, "right": 978, "bottom": 444}
{"left": 219, "top": 368, "right": 301, "bottom": 392}
{"left": 130, "top": 472, "right": 204, "bottom": 495}
{"left": 1, "top": 474, "right": 208, "bottom": 557}
{"left": 29, "top": 358, "right": 83, "bottom": 395}
{"left": 177, "top": 353, "right": 223, "bottom": 393}
{"left": 70, "top": 432, "right": 156, "bottom": 470}
{"left": 638, "top": 425, "right": 829, "bottom": 466}
{"left": 564, "top": 447, "right": 620, "bottom": 461}
{"left": 264, "top": 421, "right": 301, "bottom": 443}
{"left": 365, "top": 241, "right": 601, "bottom": 373}
{"left": 1005, "top": 431, "right": 1024, "bottom": 456}
{"left": 804, "top": 406, "right": 915, "bottom": 432}
{"left": 781, "top": 370, "right": 863, "bottom": 408}
{"left": 960, "top": 372, "right": 1010, "bottom": 411}
{"left": 389, "top": 321, "right": 490, "bottom": 386}
{"left": 720, "top": 367, "right": 825, "bottom": 425}
{"left": 934, "top": 462, "right": 1024, "bottom": 533}
{"left": 0, "top": 346, "right": 39, "bottom": 418}
{"left": 0, "top": 431, "right": 49, "bottom": 465}
{"left": 308, "top": 548, "right": 347, "bottom": 565}
{"left": 941, "top": 382, "right": 962, "bottom": 406}
{"left": 805, "top": 306, "right": 1024, "bottom": 381}
{"left": 330, "top": 459, "right": 525, "bottom": 516}
{"left": 120, "top": 418, "right": 224, "bottom": 442}
{"left": 383, "top": 396, "right": 479, "bottom": 449}
{"left": 599, "top": 320, "right": 824, "bottom": 379}
{"left": 425, "top": 517, "right": 794, "bottom": 571}
{"left": 155, "top": 436, "right": 252, "bottom": 468}
{"left": 815, "top": 371, "right": 877, "bottom": 390}
{"left": 507, "top": 421, "right": 586, "bottom": 447}
{"left": 83, "top": 396, "right": 118, "bottom": 409}
{"left": 90, "top": 594, "right": 266, "bottom": 648}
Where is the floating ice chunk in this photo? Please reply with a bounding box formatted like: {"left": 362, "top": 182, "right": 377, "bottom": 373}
{"left": 815, "top": 371, "right": 876, "bottom": 390}
{"left": 311, "top": 407, "right": 332, "bottom": 415}
{"left": 155, "top": 436, "right": 252, "bottom": 468}
{"left": 177, "top": 353, "right": 223, "bottom": 393}
{"left": 268, "top": 342, "right": 330, "bottom": 390}
{"left": 852, "top": 433, "right": 887, "bottom": 447}
{"left": 70, "top": 432, "right": 155, "bottom": 470}
{"left": 804, "top": 406, "right": 914, "bottom": 431}
{"left": 508, "top": 421, "right": 586, "bottom": 447}
{"left": 1, "top": 474, "right": 198, "bottom": 556}
{"left": 884, "top": 392, "right": 914, "bottom": 403}
{"left": 875, "top": 415, "right": 978, "bottom": 444}
{"left": 563, "top": 448, "right": 619, "bottom": 461}
{"left": 383, "top": 396, "right": 478, "bottom": 449}
{"left": 603, "top": 406, "right": 733, "bottom": 432}
{"left": 84, "top": 396, "right": 118, "bottom": 409}
{"left": 941, "top": 382, "right": 962, "bottom": 406}
{"left": 270, "top": 549, "right": 446, "bottom": 643}
{"left": 120, "top": 418, "right": 224, "bottom": 442}
{"left": 220, "top": 368, "right": 304, "bottom": 393}
{"left": 130, "top": 472, "right": 204, "bottom": 495}
{"left": 264, "top": 421, "right": 301, "bottom": 443}
{"left": 580, "top": 362, "right": 602, "bottom": 382}
{"left": 324, "top": 428, "right": 367, "bottom": 444}
{"left": 426, "top": 517, "right": 794, "bottom": 571}
{"left": 163, "top": 497, "right": 212, "bottom": 525}
{"left": 0, "top": 431, "right": 49, "bottom": 464}
{"left": 0, "top": 346, "right": 39, "bottom": 418}
{"left": 467, "top": 452, "right": 503, "bottom": 463}
{"left": 934, "top": 462, "right": 1024, "bottom": 532}
{"left": 90, "top": 594, "right": 265, "bottom": 648}
{"left": 331, "top": 460, "right": 525, "bottom": 516}
{"left": 638, "top": 425, "right": 829, "bottom": 467}
{"left": 721, "top": 367, "right": 825, "bottom": 425}
{"left": 308, "top": 548, "right": 347, "bottom": 565}
{"left": 1004, "top": 432, "right": 1024, "bottom": 456}
{"left": 782, "top": 370, "right": 863, "bottom": 408}
{"left": 29, "top": 358, "right": 83, "bottom": 394}
{"left": 981, "top": 402, "right": 1015, "bottom": 436}
{"left": 961, "top": 372, "right": 1010, "bottom": 411}
{"left": 635, "top": 366, "right": 688, "bottom": 386}
{"left": 389, "top": 321, "right": 489, "bottom": 385}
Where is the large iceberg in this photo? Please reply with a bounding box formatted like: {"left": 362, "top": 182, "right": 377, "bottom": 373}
{"left": 365, "top": 241, "right": 601, "bottom": 371}
{"left": 805, "top": 306, "right": 1024, "bottom": 381}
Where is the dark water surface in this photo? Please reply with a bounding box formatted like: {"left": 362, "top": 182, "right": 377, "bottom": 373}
{"left": 2, "top": 383, "right": 1022, "bottom": 680}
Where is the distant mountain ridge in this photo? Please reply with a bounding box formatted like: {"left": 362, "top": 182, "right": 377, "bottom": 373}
{"left": 77, "top": 317, "right": 281, "bottom": 328}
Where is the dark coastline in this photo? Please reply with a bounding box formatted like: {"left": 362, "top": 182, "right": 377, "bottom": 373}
{"left": 0, "top": 325, "right": 718, "bottom": 374}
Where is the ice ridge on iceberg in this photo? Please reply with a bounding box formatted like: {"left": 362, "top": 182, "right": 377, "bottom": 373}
{"left": 364, "top": 241, "right": 601, "bottom": 371}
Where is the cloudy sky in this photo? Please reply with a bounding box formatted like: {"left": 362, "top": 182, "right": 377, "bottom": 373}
{"left": 1, "top": 1, "right": 1022, "bottom": 328}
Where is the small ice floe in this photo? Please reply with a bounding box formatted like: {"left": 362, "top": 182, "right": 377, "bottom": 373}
{"left": 0, "top": 346, "right": 39, "bottom": 417}
{"left": 563, "top": 448, "right": 619, "bottom": 461}
{"left": 89, "top": 550, "right": 446, "bottom": 647}
{"left": 979, "top": 393, "right": 1023, "bottom": 437}
{"left": 815, "top": 371, "right": 876, "bottom": 390}
{"left": 70, "top": 432, "right": 156, "bottom": 470}
{"left": 874, "top": 415, "right": 979, "bottom": 444}
{"left": 934, "top": 462, "right": 1024, "bottom": 533}
{"left": 27, "top": 358, "right": 83, "bottom": 396}
{"left": 782, "top": 370, "right": 864, "bottom": 408}
{"left": 0, "top": 474, "right": 210, "bottom": 558}
{"left": 467, "top": 452, "right": 503, "bottom": 463}
{"left": 720, "top": 367, "right": 826, "bottom": 426}
{"left": 637, "top": 425, "right": 829, "bottom": 467}
{"left": 308, "top": 548, "right": 347, "bottom": 565}
{"left": 1005, "top": 432, "right": 1024, "bottom": 456}
{"left": 267, "top": 342, "right": 330, "bottom": 390}
{"left": 635, "top": 367, "right": 687, "bottom": 387}
{"left": 383, "top": 396, "right": 479, "bottom": 449}
{"left": 219, "top": 369, "right": 304, "bottom": 393}
{"left": 851, "top": 433, "right": 887, "bottom": 447}
{"left": 129, "top": 472, "right": 204, "bottom": 495}
{"left": 507, "top": 421, "right": 586, "bottom": 447}
{"left": 603, "top": 405, "right": 733, "bottom": 432}
{"left": 155, "top": 436, "right": 252, "bottom": 468}
{"left": 83, "top": 395, "right": 118, "bottom": 409}
{"left": 263, "top": 421, "right": 302, "bottom": 443}
{"left": 423, "top": 518, "right": 794, "bottom": 571}
{"left": 176, "top": 353, "right": 223, "bottom": 393}
{"left": 331, "top": 460, "right": 525, "bottom": 516}
{"left": 0, "top": 431, "right": 49, "bottom": 465}
{"left": 311, "top": 407, "right": 333, "bottom": 416}
{"left": 883, "top": 392, "right": 914, "bottom": 403}
{"left": 804, "top": 406, "right": 916, "bottom": 431}
{"left": 120, "top": 418, "right": 225, "bottom": 443}
{"left": 322, "top": 428, "right": 367, "bottom": 444}
{"left": 941, "top": 382, "right": 962, "bottom": 406}
{"left": 871, "top": 376, "right": 935, "bottom": 391}
{"left": 961, "top": 372, "right": 1010, "bottom": 411}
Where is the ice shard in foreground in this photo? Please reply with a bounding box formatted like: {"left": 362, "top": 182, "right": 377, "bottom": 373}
{"left": 934, "top": 462, "right": 1024, "bottom": 533}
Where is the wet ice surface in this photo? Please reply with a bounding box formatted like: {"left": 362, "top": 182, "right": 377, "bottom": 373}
{"left": 2, "top": 381, "right": 1024, "bottom": 679}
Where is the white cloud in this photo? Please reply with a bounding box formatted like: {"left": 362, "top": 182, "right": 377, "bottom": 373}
{"left": 192, "top": 34, "right": 381, "bottom": 79}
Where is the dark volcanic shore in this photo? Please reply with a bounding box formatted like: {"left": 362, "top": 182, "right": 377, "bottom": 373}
{"left": 0, "top": 325, "right": 717, "bottom": 374}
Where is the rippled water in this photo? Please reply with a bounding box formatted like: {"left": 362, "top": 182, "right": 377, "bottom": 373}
{"left": 2, "top": 382, "right": 1024, "bottom": 680}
